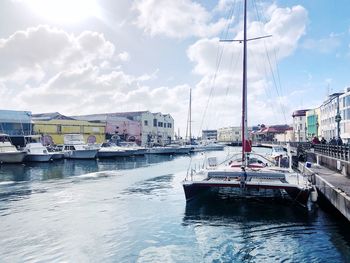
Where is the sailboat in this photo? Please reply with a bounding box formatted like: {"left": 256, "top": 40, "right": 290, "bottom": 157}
{"left": 185, "top": 88, "right": 224, "bottom": 152}
{"left": 182, "top": 0, "right": 312, "bottom": 207}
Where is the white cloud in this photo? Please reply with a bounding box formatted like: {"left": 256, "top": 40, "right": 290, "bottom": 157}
{"left": 133, "top": 0, "right": 230, "bottom": 38}
{"left": 186, "top": 5, "right": 308, "bottom": 129}
{"left": 302, "top": 33, "right": 342, "bottom": 54}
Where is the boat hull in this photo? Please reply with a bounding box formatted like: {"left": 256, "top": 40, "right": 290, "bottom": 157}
{"left": 24, "top": 154, "right": 53, "bottom": 162}
{"left": 97, "top": 150, "right": 128, "bottom": 158}
{"left": 183, "top": 181, "right": 310, "bottom": 207}
{"left": 0, "top": 152, "right": 26, "bottom": 164}
{"left": 51, "top": 152, "right": 64, "bottom": 160}
{"left": 64, "top": 149, "right": 97, "bottom": 159}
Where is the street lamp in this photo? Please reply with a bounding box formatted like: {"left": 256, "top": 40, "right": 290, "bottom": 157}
{"left": 336, "top": 96, "right": 341, "bottom": 139}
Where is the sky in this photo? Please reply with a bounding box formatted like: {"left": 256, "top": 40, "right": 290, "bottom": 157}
{"left": 0, "top": 0, "right": 349, "bottom": 137}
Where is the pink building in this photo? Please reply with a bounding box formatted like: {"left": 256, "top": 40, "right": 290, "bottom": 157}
{"left": 72, "top": 114, "right": 142, "bottom": 145}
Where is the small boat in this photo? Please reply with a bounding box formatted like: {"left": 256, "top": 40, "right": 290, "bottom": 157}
{"left": 23, "top": 135, "right": 53, "bottom": 162}
{"left": 182, "top": 0, "right": 312, "bottom": 207}
{"left": 190, "top": 141, "right": 225, "bottom": 152}
{"left": 118, "top": 142, "right": 147, "bottom": 156}
{"left": 62, "top": 134, "right": 98, "bottom": 159}
{"left": 0, "top": 134, "right": 26, "bottom": 164}
{"left": 24, "top": 143, "right": 53, "bottom": 162}
{"left": 97, "top": 142, "right": 128, "bottom": 158}
{"left": 147, "top": 146, "right": 178, "bottom": 155}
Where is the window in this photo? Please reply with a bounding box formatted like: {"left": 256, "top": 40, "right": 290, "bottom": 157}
{"left": 158, "top": 122, "right": 163, "bottom": 127}
{"left": 153, "top": 119, "right": 157, "bottom": 127}
{"left": 144, "top": 120, "right": 148, "bottom": 126}
{"left": 57, "top": 125, "right": 62, "bottom": 133}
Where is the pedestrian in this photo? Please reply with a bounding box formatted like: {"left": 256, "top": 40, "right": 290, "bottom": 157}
{"left": 321, "top": 137, "right": 327, "bottom": 144}
{"left": 329, "top": 137, "right": 336, "bottom": 145}
{"left": 312, "top": 136, "right": 320, "bottom": 145}
{"left": 337, "top": 137, "right": 343, "bottom": 146}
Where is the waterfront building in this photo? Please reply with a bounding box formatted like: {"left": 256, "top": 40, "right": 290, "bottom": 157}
{"left": 319, "top": 92, "right": 343, "bottom": 141}
{"left": 32, "top": 112, "right": 105, "bottom": 145}
{"left": 72, "top": 114, "right": 142, "bottom": 145}
{"left": 102, "top": 111, "right": 174, "bottom": 146}
{"left": 339, "top": 88, "right": 350, "bottom": 143}
{"left": 292, "top": 110, "right": 309, "bottom": 142}
{"left": 217, "top": 127, "right": 241, "bottom": 142}
{"left": 306, "top": 108, "right": 321, "bottom": 140}
{"left": 0, "top": 109, "right": 32, "bottom": 146}
{"left": 202, "top": 130, "right": 217, "bottom": 140}
{"left": 252, "top": 124, "right": 291, "bottom": 142}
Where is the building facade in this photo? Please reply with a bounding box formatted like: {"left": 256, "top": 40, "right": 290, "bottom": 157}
{"left": 202, "top": 130, "right": 217, "bottom": 140}
{"left": 306, "top": 108, "right": 321, "bottom": 139}
{"left": 0, "top": 110, "right": 33, "bottom": 146}
{"left": 319, "top": 93, "right": 343, "bottom": 141}
{"left": 292, "top": 110, "right": 308, "bottom": 142}
{"left": 339, "top": 88, "right": 350, "bottom": 143}
{"left": 72, "top": 113, "right": 142, "bottom": 145}
{"left": 217, "top": 127, "right": 241, "bottom": 142}
{"left": 108, "top": 111, "right": 174, "bottom": 146}
{"left": 32, "top": 112, "right": 105, "bottom": 145}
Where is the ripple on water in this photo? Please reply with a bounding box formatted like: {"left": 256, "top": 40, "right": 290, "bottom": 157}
{"left": 122, "top": 174, "right": 174, "bottom": 197}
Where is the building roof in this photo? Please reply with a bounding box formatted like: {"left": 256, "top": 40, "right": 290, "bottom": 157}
{"left": 32, "top": 112, "right": 76, "bottom": 121}
{"left": 292, "top": 109, "right": 309, "bottom": 117}
{"left": 252, "top": 124, "right": 291, "bottom": 134}
{"left": 0, "top": 110, "right": 32, "bottom": 123}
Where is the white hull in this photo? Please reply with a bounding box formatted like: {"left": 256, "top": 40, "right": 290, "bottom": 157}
{"left": 24, "top": 153, "right": 53, "bottom": 162}
{"left": 0, "top": 152, "right": 26, "bottom": 164}
{"left": 64, "top": 149, "right": 97, "bottom": 159}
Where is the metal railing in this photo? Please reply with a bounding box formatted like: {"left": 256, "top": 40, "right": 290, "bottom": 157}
{"left": 244, "top": 140, "right": 350, "bottom": 162}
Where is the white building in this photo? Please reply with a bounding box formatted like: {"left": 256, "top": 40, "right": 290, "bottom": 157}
{"left": 113, "top": 111, "right": 174, "bottom": 146}
{"left": 339, "top": 88, "right": 350, "bottom": 143}
{"left": 202, "top": 130, "right": 217, "bottom": 140}
{"left": 218, "top": 127, "right": 241, "bottom": 142}
{"left": 320, "top": 92, "right": 343, "bottom": 141}
{"left": 292, "top": 110, "right": 308, "bottom": 142}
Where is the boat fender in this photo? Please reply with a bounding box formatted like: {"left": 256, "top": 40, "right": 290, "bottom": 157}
{"left": 311, "top": 185, "right": 318, "bottom": 202}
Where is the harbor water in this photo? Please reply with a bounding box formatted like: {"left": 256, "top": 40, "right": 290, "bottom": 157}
{"left": 1, "top": 147, "right": 350, "bottom": 262}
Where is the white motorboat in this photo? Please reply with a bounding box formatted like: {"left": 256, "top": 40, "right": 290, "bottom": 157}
{"left": 0, "top": 134, "right": 26, "bottom": 164}
{"left": 97, "top": 142, "right": 128, "bottom": 158}
{"left": 118, "top": 142, "right": 147, "bottom": 156}
{"left": 62, "top": 134, "right": 98, "bottom": 159}
{"left": 182, "top": 0, "right": 312, "bottom": 207}
{"left": 24, "top": 142, "right": 53, "bottom": 162}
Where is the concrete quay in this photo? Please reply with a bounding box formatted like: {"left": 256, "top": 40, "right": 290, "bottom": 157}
{"left": 300, "top": 162, "right": 350, "bottom": 222}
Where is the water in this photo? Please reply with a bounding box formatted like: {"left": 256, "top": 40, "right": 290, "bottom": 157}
{"left": 0, "top": 147, "right": 350, "bottom": 262}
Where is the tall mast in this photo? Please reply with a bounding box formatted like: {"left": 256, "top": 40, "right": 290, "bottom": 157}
{"left": 241, "top": 0, "right": 248, "bottom": 161}
{"left": 189, "top": 87, "right": 192, "bottom": 142}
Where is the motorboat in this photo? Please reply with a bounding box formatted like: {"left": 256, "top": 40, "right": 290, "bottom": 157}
{"left": 62, "top": 134, "right": 98, "bottom": 159}
{"left": 23, "top": 135, "right": 53, "bottom": 162}
{"left": 24, "top": 143, "right": 53, "bottom": 162}
{"left": 182, "top": 0, "right": 312, "bottom": 207}
{"left": 118, "top": 142, "right": 147, "bottom": 156}
{"left": 97, "top": 142, "right": 128, "bottom": 158}
{"left": 0, "top": 134, "right": 26, "bottom": 164}
{"left": 190, "top": 141, "right": 225, "bottom": 152}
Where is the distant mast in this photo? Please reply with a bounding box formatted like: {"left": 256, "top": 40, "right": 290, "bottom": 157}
{"left": 189, "top": 87, "right": 192, "bottom": 142}
{"left": 242, "top": 0, "right": 248, "bottom": 161}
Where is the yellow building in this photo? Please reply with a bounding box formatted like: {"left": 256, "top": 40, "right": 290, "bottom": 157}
{"left": 32, "top": 112, "right": 105, "bottom": 145}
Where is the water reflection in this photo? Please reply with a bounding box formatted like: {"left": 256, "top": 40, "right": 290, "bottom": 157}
{"left": 0, "top": 154, "right": 177, "bottom": 183}
{"left": 183, "top": 197, "right": 313, "bottom": 225}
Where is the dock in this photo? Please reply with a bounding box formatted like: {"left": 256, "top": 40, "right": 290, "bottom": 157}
{"left": 301, "top": 162, "right": 350, "bottom": 221}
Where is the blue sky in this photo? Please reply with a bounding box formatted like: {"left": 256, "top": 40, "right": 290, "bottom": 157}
{"left": 0, "top": 0, "right": 349, "bottom": 136}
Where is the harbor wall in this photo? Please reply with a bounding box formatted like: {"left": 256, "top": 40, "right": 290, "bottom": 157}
{"left": 300, "top": 163, "right": 350, "bottom": 222}
{"left": 307, "top": 151, "right": 350, "bottom": 177}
